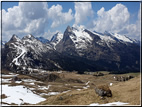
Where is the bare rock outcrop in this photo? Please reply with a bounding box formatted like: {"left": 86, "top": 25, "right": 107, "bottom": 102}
{"left": 94, "top": 85, "right": 112, "bottom": 97}
{"left": 113, "top": 75, "right": 134, "bottom": 81}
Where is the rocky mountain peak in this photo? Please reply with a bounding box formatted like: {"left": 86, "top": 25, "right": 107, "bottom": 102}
{"left": 10, "top": 34, "right": 21, "bottom": 42}
{"left": 104, "top": 31, "right": 112, "bottom": 36}
{"left": 22, "top": 34, "right": 35, "bottom": 41}
{"left": 66, "top": 25, "right": 72, "bottom": 32}
{"left": 50, "top": 32, "right": 63, "bottom": 42}
{"left": 2, "top": 25, "right": 140, "bottom": 73}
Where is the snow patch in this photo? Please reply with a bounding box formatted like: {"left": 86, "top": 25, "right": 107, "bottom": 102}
{"left": 2, "top": 85, "right": 46, "bottom": 105}
{"left": 38, "top": 85, "right": 51, "bottom": 90}
{"left": 70, "top": 27, "right": 93, "bottom": 49}
{"left": 92, "top": 31, "right": 116, "bottom": 43}
{"left": 51, "top": 32, "right": 63, "bottom": 49}
{"left": 11, "top": 43, "right": 27, "bottom": 66}
{"left": 22, "top": 79, "right": 36, "bottom": 83}
{"left": 110, "top": 83, "right": 113, "bottom": 86}
{"left": 1, "top": 78, "right": 11, "bottom": 83}
{"left": 85, "top": 81, "right": 90, "bottom": 85}
{"left": 27, "top": 34, "right": 32, "bottom": 38}
{"left": 2, "top": 74, "right": 19, "bottom": 77}
{"left": 15, "top": 81, "right": 22, "bottom": 84}
{"left": 47, "top": 92, "right": 60, "bottom": 96}
{"left": 113, "top": 33, "right": 133, "bottom": 43}
{"left": 76, "top": 89, "right": 81, "bottom": 91}
{"left": 89, "top": 101, "right": 129, "bottom": 106}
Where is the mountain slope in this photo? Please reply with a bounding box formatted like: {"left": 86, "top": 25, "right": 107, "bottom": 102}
{"left": 2, "top": 34, "right": 58, "bottom": 71}
{"left": 55, "top": 26, "right": 140, "bottom": 72}
{"left": 2, "top": 26, "right": 140, "bottom": 73}
{"left": 2, "top": 34, "right": 101, "bottom": 72}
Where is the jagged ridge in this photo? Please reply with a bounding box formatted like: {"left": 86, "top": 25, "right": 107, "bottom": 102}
{"left": 2, "top": 25, "right": 140, "bottom": 73}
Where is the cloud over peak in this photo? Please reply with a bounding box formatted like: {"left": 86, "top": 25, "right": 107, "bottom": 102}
{"left": 1, "top": 2, "right": 140, "bottom": 41}
{"left": 2, "top": 2, "right": 48, "bottom": 40}
{"left": 94, "top": 3, "right": 130, "bottom": 32}
{"left": 92, "top": 3, "right": 140, "bottom": 40}
{"left": 48, "top": 4, "right": 73, "bottom": 28}
{"left": 74, "top": 2, "right": 94, "bottom": 24}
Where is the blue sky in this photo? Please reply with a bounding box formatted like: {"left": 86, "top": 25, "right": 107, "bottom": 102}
{"left": 1, "top": 1, "right": 141, "bottom": 41}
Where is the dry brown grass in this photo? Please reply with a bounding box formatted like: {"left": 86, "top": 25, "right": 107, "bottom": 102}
{"left": 17, "top": 74, "right": 34, "bottom": 79}
{"left": 2, "top": 69, "right": 140, "bottom": 106}
{"left": 38, "top": 72, "right": 141, "bottom": 106}
{"left": 109, "top": 75, "right": 141, "bottom": 105}
{"left": 1, "top": 94, "right": 7, "bottom": 99}
{"left": 1, "top": 69, "right": 12, "bottom": 74}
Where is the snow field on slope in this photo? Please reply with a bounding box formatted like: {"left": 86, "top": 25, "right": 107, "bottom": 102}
{"left": 2, "top": 85, "right": 46, "bottom": 105}
{"left": 11, "top": 43, "right": 27, "bottom": 66}
{"left": 113, "top": 33, "right": 133, "bottom": 43}
{"left": 92, "top": 31, "right": 116, "bottom": 42}
{"left": 70, "top": 28, "right": 93, "bottom": 49}
{"left": 1, "top": 73, "right": 74, "bottom": 105}
{"left": 51, "top": 33, "right": 63, "bottom": 50}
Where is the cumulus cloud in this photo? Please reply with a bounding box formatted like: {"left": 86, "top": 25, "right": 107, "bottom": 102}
{"left": 2, "top": 2, "right": 48, "bottom": 41}
{"left": 125, "top": 8, "right": 141, "bottom": 40}
{"left": 19, "top": 2, "right": 48, "bottom": 20}
{"left": 1, "top": 2, "right": 140, "bottom": 41}
{"left": 74, "top": 2, "right": 94, "bottom": 24}
{"left": 94, "top": 4, "right": 130, "bottom": 33}
{"left": 2, "top": 2, "right": 74, "bottom": 41}
{"left": 92, "top": 3, "right": 140, "bottom": 40}
{"left": 48, "top": 4, "right": 73, "bottom": 28}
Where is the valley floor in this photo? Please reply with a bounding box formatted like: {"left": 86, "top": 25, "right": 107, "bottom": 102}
{"left": 1, "top": 70, "right": 141, "bottom": 106}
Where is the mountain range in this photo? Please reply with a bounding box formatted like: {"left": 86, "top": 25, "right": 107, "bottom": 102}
{"left": 2, "top": 25, "right": 140, "bottom": 73}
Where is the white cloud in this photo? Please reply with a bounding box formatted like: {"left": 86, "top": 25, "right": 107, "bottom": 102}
{"left": 92, "top": 3, "right": 140, "bottom": 40}
{"left": 2, "top": 2, "right": 74, "bottom": 41}
{"left": 19, "top": 2, "right": 48, "bottom": 20}
{"left": 125, "top": 8, "right": 141, "bottom": 40}
{"left": 2, "top": 2, "right": 48, "bottom": 41}
{"left": 48, "top": 4, "right": 73, "bottom": 28}
{"left": 1, "top": 2, "right": 140, "bottom": 42}
{"left": 74, "top": 2, "right": 94, "bottom": 24}
{"left": 94, "top": 4, "right": 130, "bottom": 32}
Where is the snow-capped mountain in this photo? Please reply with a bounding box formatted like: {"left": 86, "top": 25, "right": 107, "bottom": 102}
{"left": 50, "top": 32, "right": 63, "bottom": 50}
{"left": 2, "top": 34, "right": 98, "bottom": 72}
{"left": 2, "top": 25, "right": 140, "bottom": 73}
{"left": 2, "top": 34, "right": 55, "bottom": 70}
{"left": 36, "top": 37, "right": 49, "bottom": 44}
{"left": 55, "top": 25, "right": 140, "bottom": 72}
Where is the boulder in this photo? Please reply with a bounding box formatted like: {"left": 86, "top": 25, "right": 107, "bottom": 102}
{"left": 94, "top": 85, "right": 112, "bottom": 97}
{"left": 113, "top": 75, "right": 134, "bottom": 82}
{"left": 45, "top": 73, "right": 60, "bottom": 82}
{"left": 94, "top": 72, "right": 104, "bottom": 77}
{"left": 128, "top": 75, "right": 134, "bottom": 79}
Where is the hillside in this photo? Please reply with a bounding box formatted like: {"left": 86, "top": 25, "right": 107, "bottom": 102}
{"left": 1, "top": 69, "right": 140, "bottom": 106}
{"left": 38, "top": 72, "right": 140, "bottom": 105}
